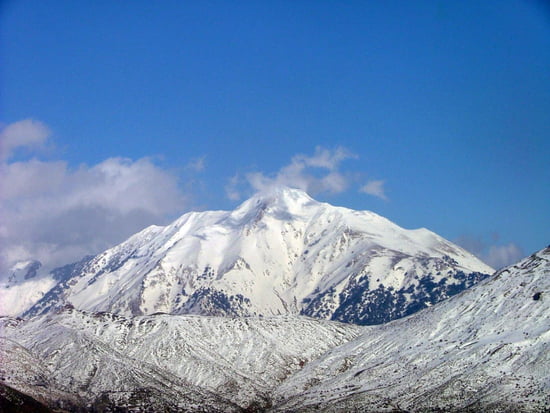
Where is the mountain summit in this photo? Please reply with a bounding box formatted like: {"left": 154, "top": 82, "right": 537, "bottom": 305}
{"left": 24, "top": 187, "right": 493, "bottom": 324}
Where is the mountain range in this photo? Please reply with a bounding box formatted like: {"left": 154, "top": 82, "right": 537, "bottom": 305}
{"left": 1, "top": 187, "right": 547, "bottom": 411}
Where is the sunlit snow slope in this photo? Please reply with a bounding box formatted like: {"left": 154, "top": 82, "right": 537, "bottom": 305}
{"left": 24, "top": 186, "right": 493, "bottom": 325}
{"left": 273, "top": 246, "right": 550, "bottom": 412}
{"left": 0, "top": 261, "right": 56, "bottom": 317}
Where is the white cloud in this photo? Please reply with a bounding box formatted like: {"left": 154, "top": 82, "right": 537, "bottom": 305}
{"left": 320, "top": 172, "right": 348, "bottom": 194}
{"left": 0, "top": 120, "right": 188, "bottom": 276}
{"left": 359, "top": 179, "right": 388, "bottom": 200}
{"left": 484, "top": 243, "right": 525, "bottom": 269}
{"left": 0, "top": 119, "right": 51, "bottom": 160}
{"left": 292, "top": 146, "right": 353, "bottom": 171}
{"left": 226, "top": 146, "right": 357, "bottom": 200}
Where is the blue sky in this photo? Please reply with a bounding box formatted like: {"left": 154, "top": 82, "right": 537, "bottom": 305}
{"left": 1, "top": 0, "right": 549, "bottom": 272}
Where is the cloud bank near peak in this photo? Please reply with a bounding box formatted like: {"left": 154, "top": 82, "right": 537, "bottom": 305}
{"left": 0, "top": 119, "right": 188, "bottom": 276}
{"left": 226, "top": 146, "right": 390, "bottom": 202}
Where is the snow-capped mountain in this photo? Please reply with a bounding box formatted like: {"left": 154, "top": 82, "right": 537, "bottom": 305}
{"left": 22, "top": 186, "right": 493, "bottom": 324}
{"left": 5, "top": 260, "right": 41, "bottom": 283}
{"left": 273, "top": 246, "right": 550, "bottom": 412}
{"left": 1, "top": 247, "right": 547, "bottom": 412}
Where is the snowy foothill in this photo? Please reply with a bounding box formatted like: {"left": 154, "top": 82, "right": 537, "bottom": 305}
{"left": 0, "top": 246, "right": 548, "bottom": 411}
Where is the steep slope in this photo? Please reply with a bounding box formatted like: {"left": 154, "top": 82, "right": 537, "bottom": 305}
{"left": 273, "top": 246, "right": 550, "bottom": 412}
{"left": 0, "top": 382, "right": 53, "bottom": 413}
{"left": 0, "top": 256, "right": 95, "bottom": 317}
{"left": 23, "top": 187, "right": 493, "bottom": 325}
{"left": 0, "top": 310, "right": 361, "bottom": 411}
{"left": 0, "top": 261, "right": 56, "bottom": 317}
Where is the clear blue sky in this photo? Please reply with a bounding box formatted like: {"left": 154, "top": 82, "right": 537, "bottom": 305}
{"left": 1, "top": 0, "right": 549, "bottom": 271}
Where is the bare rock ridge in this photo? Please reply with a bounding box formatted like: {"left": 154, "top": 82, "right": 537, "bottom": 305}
{"left": 12, "top": 186, "right": 492, "bottom": 325}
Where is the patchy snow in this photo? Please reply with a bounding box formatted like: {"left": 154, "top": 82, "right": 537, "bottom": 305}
{"left": 273, "top": 246, "right": 550, "bottom": 412}
{"left": 1, "top": 310, "right": 361, "bottom": 410}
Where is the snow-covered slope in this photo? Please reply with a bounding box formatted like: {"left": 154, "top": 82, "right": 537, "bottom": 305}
{"left": 23, "top": 187, "right": 493, "bottom": 325}
{"left": 273, "top": 246, "right": 550, "bottom": 412}
{"left": 1, "top": 247, "right": 547, "bottom": 412}
{"left": 0, "top": 256, "right": 94, "bottom": 317}
{"left": 0, "top": 261, "right": 56, "bottom": 317}
{"left": 0, "top": 310, "right": 361, "bottom": 410}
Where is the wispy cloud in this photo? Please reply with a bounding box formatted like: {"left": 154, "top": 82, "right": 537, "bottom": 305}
{"left": 226, "top": 146, "right": 358, "bottom": 200}
{"left": 185, "top": 156, "right": 206, "bottom": 172}
{"left": 0, "top": 119, "right": 50, "bottom": 160}
{"left": 455, "top": 235, "right": 525, "bottom": 269}
{"left": 359, "top": 179, "right": 388, "bottom": 200}
{"left": 225, "top": 175, "right": 242, "bottom": 201}
{"left": 484, "top": 243, "right": 524, "bottom": 269}
{"left": 0, "top": 120, "right": 188, "bottom": 275}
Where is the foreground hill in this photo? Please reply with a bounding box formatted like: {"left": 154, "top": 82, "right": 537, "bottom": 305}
{"left": 0, "top": 247, "right": 547, "bottom": 412}
{"left": 21, "top": 186, "right": 492, "bottom": 325}
{"left": 0, "top": 311, "right": 361, "bottom": 411}
{"left": 273, "top": 246, "right": 550, "bottom": 412}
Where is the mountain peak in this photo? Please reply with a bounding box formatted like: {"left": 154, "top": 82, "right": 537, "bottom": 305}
{"left": 7, "top": 260, "right": 42, "bottom": 283}
{"left": 250, "top": 185, "right": 315, "bottom": 204}
{"left": 231, "top": 186, "right": 317, "bottom": 222}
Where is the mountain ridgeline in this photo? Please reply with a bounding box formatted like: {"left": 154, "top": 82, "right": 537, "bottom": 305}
{"left": 22, "top": 187, "right": 493, "bottom": 325}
